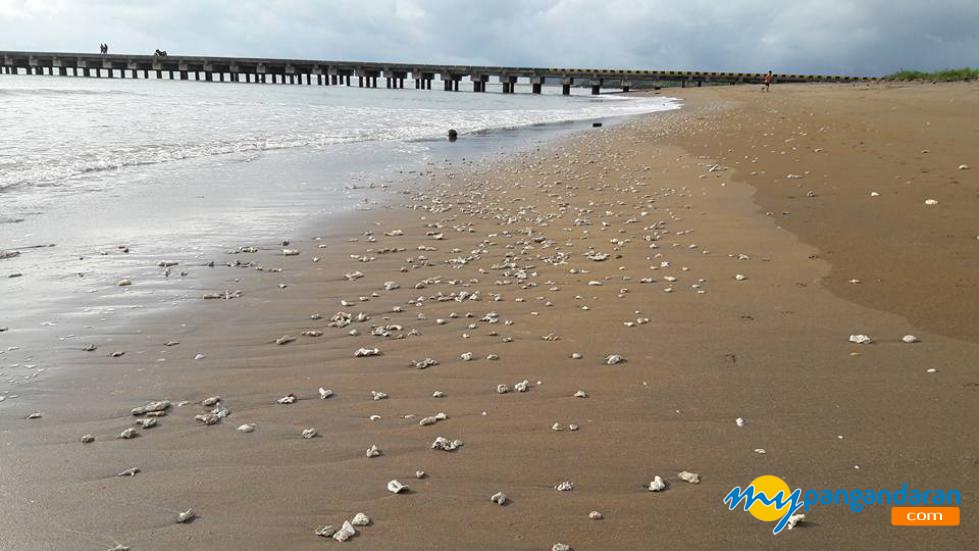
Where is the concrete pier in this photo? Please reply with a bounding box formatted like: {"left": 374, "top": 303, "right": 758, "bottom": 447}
{"left": 0, "top": 50, "right": 872, "bottom": 94}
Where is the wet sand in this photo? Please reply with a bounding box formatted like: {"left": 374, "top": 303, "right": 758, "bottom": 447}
{"left": 1, "top": 83, "right": 977, "bottom": 550}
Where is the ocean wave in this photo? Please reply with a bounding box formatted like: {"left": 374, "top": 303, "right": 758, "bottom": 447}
{"left": 0, "top": 88, "right": 680, "bottom": 195}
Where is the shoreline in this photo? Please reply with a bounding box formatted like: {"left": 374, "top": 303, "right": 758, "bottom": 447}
{"left": 1, "top": 83, "right": 976, "bottom": 549}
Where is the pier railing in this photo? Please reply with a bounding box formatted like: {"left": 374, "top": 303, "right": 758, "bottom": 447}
{"left": 0, "top": 51, "right": 873, "bottom": 93}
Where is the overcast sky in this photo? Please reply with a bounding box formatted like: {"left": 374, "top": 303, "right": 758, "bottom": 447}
{"left": 2, "top": 0, "right": 976, "bottom": 76}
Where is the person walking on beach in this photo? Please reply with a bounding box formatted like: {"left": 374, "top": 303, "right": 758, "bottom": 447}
{"left": 762, "top": 70, "right": 773, "bottom": 92}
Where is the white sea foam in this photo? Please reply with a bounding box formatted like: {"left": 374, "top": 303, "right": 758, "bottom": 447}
{"left": 0, "top": 75, "right": 678, "bottom": 195}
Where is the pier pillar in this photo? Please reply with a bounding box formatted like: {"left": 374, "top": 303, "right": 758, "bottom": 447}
{"left": 531, "top": 76, "right": 544, "bottom": 94}
{"left": 591, "top": 85, "right": 600, "bottom": 94}
{"left": 107, "top": 68, "right": 114, "bottom": 78}
{"left": 358, "top": 76, "right": 363, "bottom": 87}
{"left": 386, "top": 77, "right": 391, "bottom": 88}
{"left": 261, "top": 74, "right": 267, "bottom": 83}
{"left": 562, "top": 84, "right": 571, "bottom": 95}
{"left": 168, "top": 70, "right": 174, "bottom": 79}
{"left": 399, "top": 78, "right": 404, "bottom": 88}
{"left": 131, "top": 69, "right": 138, "bottom": 79}
{"left": 72, "top": 67, "right": 78, "bottom": 77}
{"left": 415, "top": 78, "right": 420, "bottom": 89}
{"left": 681, "top": 78, "right": 686, "bottom": 88}
{"left": 317, "top": 74, "right": 322, "bottom": 85}
{"left": 180, "top": 70, "right": 188, "bottom": 80}
{"left": 156, "top": 70, "right": 162, "bottom": 79}
{"left": 204, "top": 72, "right": 212, "bottom": 81}
{"left": 58, "top": 66, "right": 67, "bottom": 76}
{"left": 219, "top": 72, "right": 225, "bottom": 82}
{"left": 444, "top": 79, "right": 451, "bottom": 91}
{"left": 697, "top": 79, "right": 702, "bottom": 87}
{"left": 83, "top": 67, "right": 91, "bottom": 77}
{"left": 141, "top": 69, "right": 147, "bottom": 79}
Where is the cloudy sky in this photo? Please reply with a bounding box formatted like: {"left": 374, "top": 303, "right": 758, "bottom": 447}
{"left": 2, "top": 0, "right": 976, "bottom": 76}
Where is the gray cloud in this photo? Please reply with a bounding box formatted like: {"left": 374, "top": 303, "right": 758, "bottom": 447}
{"left": 1, "top": 0, "right": 977, "bottom": 76}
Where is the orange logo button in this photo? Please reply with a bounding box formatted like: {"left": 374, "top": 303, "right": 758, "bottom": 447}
{"left": 891, "top": 507, "right": 960, "bottom": 526}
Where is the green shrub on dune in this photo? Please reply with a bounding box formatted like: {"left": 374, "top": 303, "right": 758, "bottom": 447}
{"left": 885, "top": 68, "right": 979, "bottom": 81}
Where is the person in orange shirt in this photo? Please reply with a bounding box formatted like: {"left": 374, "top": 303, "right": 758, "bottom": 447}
{"left": 762, "top": 70, "right": 773, "bottom": 92}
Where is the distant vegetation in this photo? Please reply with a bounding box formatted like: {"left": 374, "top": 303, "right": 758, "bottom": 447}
{"left": 885, "top": 68, "right": 979, "bottom": 82}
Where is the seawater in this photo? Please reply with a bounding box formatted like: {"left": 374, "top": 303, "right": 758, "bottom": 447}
{"left": 0, "top": 73, "right": 679, "bottom": 325}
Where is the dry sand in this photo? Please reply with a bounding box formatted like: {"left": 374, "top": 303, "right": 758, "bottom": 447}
{"left": 1, "top": 82, "right": 977, "bottom": 550}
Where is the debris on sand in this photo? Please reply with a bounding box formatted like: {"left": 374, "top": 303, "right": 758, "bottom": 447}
{"left": 902, "top": 335, "right": 920, "bottom": 343}
{"left": 118, "top": 428, "right": 138, "bottom": 439}
{"left": 786, "top": 513, "right": 805, "bottom": 529}
{"left": 589, "top": 511, "right": 603, "bottom": 520}
{"left": 419, "top": 412, "right": 447, "bottom": 426}
{"left": 319, "top": 387, "right": 334, "bottom": 399}
{"left": 201, "top": 396, "right": 222, "bottom": 407}
{"left": 552, "top": 544, "right": 572, "bottom": 551}
{"left": 554, "top": 481, "right": 575, "bottom": 492}
{"left": 274, "top": 335, "right": 296, "bottom": 345}
{"left": 411, "top": 358, "right": 439, "bottom": 369}
{"left": 333, "top": 521, "right": 357, "bottom": 542}
{"left": 302, "top": 428, "right": 317, "bottom": 439}
{"left": 277, "top": 394, "right": 297, "bottom": 404}
{"left": 678, "top": 471, "right": 701, "bottom": 484}
{"left": 366, "top": 444, "right": 382, "bottom": 458}
{"left": 490, "top": 491, "right": 508, "bottom": 505}
{"left": 81, "top": 434, "right": 95, "bottom": 444}
{"left": 176, "top": 509, "right": 195, "bottom": 523}
{"left": 848, "top": 334, "right": 873, "bottom": 345}
{"left": 315, "top": 525, "right": 336, "bottom": 538}
{"left": 431, "top": 436, "right": 463, "bottom": 452}
{"left": 351, "top": 512, "right": 371, "bottom": 526}
{"left": 605, "top": 354, "right": 625, "bottom": 365}
{"left": 355, "top": 347, "right": 381, "bottom": 357}
{"left": 237, "top": 424, "right": 256, "bottom": 433}
{"left": 371, "top": 390, "right": 388, "bottom": 401}
{"left": 194, "top": 413, "right": 220, "bottom": 425}
{"left": 648, "top": 476, "right": 668, "bottom": 492}
{"left": 387, "top": 480, "right": 409, "bottom": 494}
{"left": 131, "top": 400, "right": 170, "bottom": 416}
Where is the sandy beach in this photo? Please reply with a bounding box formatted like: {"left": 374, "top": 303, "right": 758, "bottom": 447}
{"left": 1, "top": 82, "right": 977, "bottom": 550}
